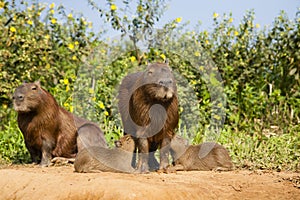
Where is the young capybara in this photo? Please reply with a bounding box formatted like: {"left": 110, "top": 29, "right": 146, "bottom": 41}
{"left": 74, "top": 134, "right": 136, "bottom": 173}
{"left": 118, "top": 63, "right": 179, "bottom": 172}
{"left": 12, "top": 81, "right": 107, "bottom": 166}
{"left": 168, "top": 135, "right": 233, "bottom": 172}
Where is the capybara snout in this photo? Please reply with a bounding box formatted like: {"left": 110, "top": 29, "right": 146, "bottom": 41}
{"left": 13, "top": 83, "right": 41, "bottom": 112}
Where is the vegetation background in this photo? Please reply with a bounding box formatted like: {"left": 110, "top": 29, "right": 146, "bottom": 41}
{"left": 0, "top": 0, "right": 299, "bottom": 171}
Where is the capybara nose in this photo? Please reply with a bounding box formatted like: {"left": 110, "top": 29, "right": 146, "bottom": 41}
{"left": 158, "top": 79, "right": 173, "bottom": 87}
{"left": 13, "top": 93, "right": 24, "bottom": 101}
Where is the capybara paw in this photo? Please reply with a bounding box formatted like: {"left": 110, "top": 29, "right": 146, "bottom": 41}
{"left": 51, "top": 157, "right": 75, "bottom": 166}
{"left": 39, "top": 161, "right": 50, "bottom": 167}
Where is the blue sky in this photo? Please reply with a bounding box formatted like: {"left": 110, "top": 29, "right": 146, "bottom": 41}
{"left": 35, "top": 0, "right": 299, "bottom": 36}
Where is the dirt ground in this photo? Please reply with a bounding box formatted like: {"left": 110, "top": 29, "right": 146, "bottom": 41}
{"left": 0, "top": 164, "right": 299, "bottom": 200}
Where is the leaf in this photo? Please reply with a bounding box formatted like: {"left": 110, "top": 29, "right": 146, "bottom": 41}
{"left": 289, "top": 68, "right": 297, "bottom": 76}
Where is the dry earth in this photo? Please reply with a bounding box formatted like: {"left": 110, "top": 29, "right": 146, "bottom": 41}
{"left": 0, "top": 164, "right": 299, "bottom": 200}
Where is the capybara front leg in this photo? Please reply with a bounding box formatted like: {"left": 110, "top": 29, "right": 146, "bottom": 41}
{"left": 136, "top": 138, "right": 149, "bottom": 173}
{"left": 26, "top": 144, "right": 41, "bottom": 164}
{"left": 40, "top": 139, "right": 54, "bottom": 167}
{"left": 159, "top": 137, "right": 171, "bottom": 170}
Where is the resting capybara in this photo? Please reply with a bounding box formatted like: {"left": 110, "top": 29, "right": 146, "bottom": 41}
{"left": 12, "top": 81, "right": 107, "bottom": 166}
{"left": 118, "top": 63, "right": 179, "bottom": 172}
{"left": 74, "top": 134, "right": 136, "bottom": 173}
{"left": 168, "top": 135, "right": 233, "bottom": 171}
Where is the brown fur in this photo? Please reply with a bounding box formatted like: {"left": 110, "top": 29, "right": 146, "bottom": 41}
{"left": 118, "top": 63, "right": 179, "bottom": 172}
{"left": 74, "top": 135, "right": 136, "bottom": 173}
{"left": 12, "top": 81, "right": 107, "bottom": 166}
{"left": 168, "top": 135, "right": 233, "bottom": 171}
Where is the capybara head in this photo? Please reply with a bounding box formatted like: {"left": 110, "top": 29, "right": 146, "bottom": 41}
{"left": 12, "top": 81, "right": 45, "bottom": 113}
{"left": 114, "top": 135, "right": 135, "bottom": 153}
{"left": 139, "top": 63, "right": 177, "bottom": 101}
{"left": 170, "top": 135, "right": 189, "bottom": 160}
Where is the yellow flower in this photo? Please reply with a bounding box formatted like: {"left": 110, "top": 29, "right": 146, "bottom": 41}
{"left": 256, "top": 23, "right": 260, "bottom": 28}
{"left": 63, "top": 78, "right": 69, "bottom": 85}
{"left": 191, "top": 80, "right": 197, "bottom": 85}
{"left": 160, "top": 54, "right": 166, "bottom": 61}
{"left": 51, "top": 18, "right": 57, "bottom": 24}
{"left": 10, "top": 26, "right": 16, "bottom": 33}
{"left": 74, "top": 41, "right": 79, "bottom": 46}
{"left": 45, "top": 34, "right": 50, "bottom": 39}
{"left": 46, "top": 63, "right": 50, "bottom": 69}
{"left": 88, "top": 88, "right": 94, "bottom": 94}
{"left": 213, "top": 12, "right": 219, "bottom": 18}
{"left": 129, "top": 56, "right": 136, "bottom": 62}
{"left": 49, "top": 3, "right": 55, "bottom": 9}
{"left": 205, "top": 40, "right": 209, "bottom": 45}
{"left": 67, "top": 13, "right": 73, "bottom": 19}
{"left": 137, "top": 5, "right": 143, "bottom": 12}
{"left": 234, "top": 31, "right": 239, "bottom": 36}
{"left": 69, "top": 105, "right": 74, "bottom": 113}
{"left": 110, "top": 4, "right": 117, "bottom": 11}
{"left": 213, "top": 115, "right": 221, "bottom": 120}
{"left": 66, "top": 85, "right": 70, "bottom": 92}
{"left": 175, "top": 17, "right": 182, "bottom": 23}
{"left": 72, "top": 55, "right": 77, "bottom": 60}
{"left": 2, "top": 104, "right": 7, "bottom": 109}
{"left": 199, "top": 66, "right": 204, "bottom": 71}
{"left": 50, "top": 9, "right": 54, "bottom": 14}
{"left": 27, "top": 20, "right": 33, "bottom": 25}
{"left": 229, "top": 17, "right": 233, "bottom": 23}
{"left": 194, "top": 51, "right": 200, "bottom": 57}
{"left": 68, "top": 43, "right": 74, "bottom": 50}
{"left": 104, "top": 111, "right": 109, "bottom": 116}
{"left": 0, "top": 1, "right": 5, "bottom": 9}
{"left": 99, "top": 102, "right": 105, "bottom": 109}
{"left": 88, "top": 22, "right": 93, "bottom": 29}
{"left": 83, "top": 20, "right": 87, "bottom": 26}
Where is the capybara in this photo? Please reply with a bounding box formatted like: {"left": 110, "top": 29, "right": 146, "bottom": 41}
{"left": 74, "top": 134, "right": 136, "bottom": 173}
{"left": 118, "top": 63, "right": 179, "bottom": 172}
{"left": 168, "top": 135, "right": 233, "bottom": 171}
{"left": 12, "top": 81, "right": 107, "bottom": 166}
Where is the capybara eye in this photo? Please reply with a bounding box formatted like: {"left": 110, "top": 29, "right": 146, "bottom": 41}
{"left": 147, "top": 70, "right": 153, "bottom": 76}
{"left": 31, "top": 86, "right": 37, "bottom": 90}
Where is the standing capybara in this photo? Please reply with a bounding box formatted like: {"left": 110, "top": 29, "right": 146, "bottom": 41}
{"left": 168, "top": 135, "right": 233, "bottom": 172}
{"left": 118, "top": 63, "right": 179, "bottom": 172}
{"left": 74, "top": 134, "right": 136, "bottom": 173}
{"left": 12, "top": 81, "right": 107, "bottom": 166}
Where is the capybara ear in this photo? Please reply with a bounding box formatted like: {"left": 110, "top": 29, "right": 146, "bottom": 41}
{"left": 165, "top": 58, "right": 169, "bottom": 65}
{"left": 34, "top": 80, "right": 41, "bottom": 87}
{"left": 114, "top": 140, "right": 122, "bottom": 148}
